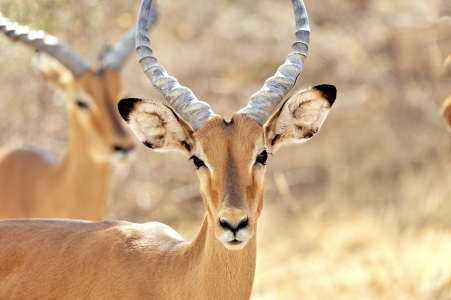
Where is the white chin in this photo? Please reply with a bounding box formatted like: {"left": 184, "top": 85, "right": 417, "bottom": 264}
{"left": 222, "top": 240, "right": 248, "bottom": 251}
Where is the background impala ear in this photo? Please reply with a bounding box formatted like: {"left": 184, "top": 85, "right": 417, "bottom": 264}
{"left": 441, "top": 95, "right": 451, "bottom": 132}
{"left": 264, "top": 84, "right": 337, "bottom": 153}
{"left": 33, "top": 51, "right": 74, "bottom": 92}
{"left": 118, "top": 98, "right": 194, "bottom": 154}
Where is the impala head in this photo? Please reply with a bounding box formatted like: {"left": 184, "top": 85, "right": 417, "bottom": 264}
{"left": 33, "top": 53, "right": 135, "bottom": 164}
{"left": 119, "top": 0, "right": 336, "bottom": 250}
{"left": 0, "top": 7, "right": 157, "bottom": 164}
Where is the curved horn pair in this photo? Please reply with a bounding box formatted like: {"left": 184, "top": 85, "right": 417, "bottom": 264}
{"left": 136, "top": 0, "right": 309, "bottom": 130}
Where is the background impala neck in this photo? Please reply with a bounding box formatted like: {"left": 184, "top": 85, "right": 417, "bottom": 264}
{"left": 54, "top": 114, "right": 110, "bottom": 220}
{"left": 187, "top": 215, "right": 257, "bottom": 299}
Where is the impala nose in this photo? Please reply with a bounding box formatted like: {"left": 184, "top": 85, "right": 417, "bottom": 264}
{"left": 219, "top": 217, "right": 248, "bottom": 234}
{"left": 216, "top": 209, "right": 253, "bottom": 250}
{"left": 217, "top": 208, "right": 250, "bottom": 237}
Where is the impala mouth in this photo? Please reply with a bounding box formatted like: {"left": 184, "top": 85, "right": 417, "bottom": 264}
{"left": 230, "top": 239, "right": 242, "bottom": 245}
{"left": 111, "top": 150, "right": 135, "bottom": 165}
{"left": 221, "top": 238, "right": 248, "bottom": 250}
{"left": 216, "top": 225, "right": 254, "bottom": 250}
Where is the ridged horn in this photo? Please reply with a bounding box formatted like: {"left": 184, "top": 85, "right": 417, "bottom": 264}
{"left": 136, "top": 0, "right": 214, "bottom": 131}
{"left": 0, "top": 12, "right": 90, "bottom": 77}
{"left": 101, "top": 4, "right": 158, "bottom": 70}
{"left": 238, "top": 0, "right": 310, "bottom": 126}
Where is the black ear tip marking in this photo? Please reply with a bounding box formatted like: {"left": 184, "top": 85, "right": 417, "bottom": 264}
{"left": 143, "top": 141, "right": 154, "bottom": 149}
{"left": 314, "top": 84, "right": 337, "bottom": 107}
{"left": 118, "top": 98, "right": 142, "bottom": 122}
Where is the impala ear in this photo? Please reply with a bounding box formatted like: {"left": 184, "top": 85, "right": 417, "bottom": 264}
{"left": 33, "top": 51, "right": 74, "bottom": 91}
{"left": 264, "top": 84, "right": 336, "bottom": 153}
{"left": 441, "top": 95, "right": 451, "bottom": 132}
{"left": 428, "top": 17, "right": 451, "bottom": 72}
{"left": 118, "top": 98, "right": 194, "bottom": 154}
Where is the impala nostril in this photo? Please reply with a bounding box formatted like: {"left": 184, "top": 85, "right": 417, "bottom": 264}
{"left": 219, "top": 219, "right": 233, "bottom": 231}
{"left": 219, "top": 216, "right": 249, "bottom": 234}
{"left": 236, "top": 218, "right": 248, "bottom": 231}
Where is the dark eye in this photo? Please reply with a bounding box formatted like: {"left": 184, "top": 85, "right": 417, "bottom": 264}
{"left": 256, "top": 150, "right": 268, "bottom": 165}
{"left": 191, "top": 156, "right": 205, "bottom": 169}
{"left": 76, "top": 99, "right": 89, "bottom": 109}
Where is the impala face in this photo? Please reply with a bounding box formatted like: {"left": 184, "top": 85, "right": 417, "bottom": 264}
{"left": 74, "top": 70, "right": 134, "bottom": 164}
{"left": 193, "top": 115, "right": 266, "bottom": 250}
{"left": 34, "top": 53, "right": 134, "bottom": 164}
{"left": 118, "top": 85, "right": 336, "bottom": 251}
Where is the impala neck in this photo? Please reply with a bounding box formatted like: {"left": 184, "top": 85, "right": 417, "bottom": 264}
{"left": 55, "top": 113, "right": 110, "bottom": 220}
{"left": 184, "top": 215, "right": 257, "bottom": 299}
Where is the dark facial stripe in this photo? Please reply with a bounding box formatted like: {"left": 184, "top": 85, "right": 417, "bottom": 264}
{"left": 225, "top": 152, "right": 243, "bottom": 207}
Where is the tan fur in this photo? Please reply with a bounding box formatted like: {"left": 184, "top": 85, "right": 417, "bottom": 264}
{"left": 0, "top": 91, "right": 334, "bottom": 299}
{"left": 0, "top": 56, "right": 133, "bottom": 220}
{"left": 0, "top": 217, "right": 255, "bottom": 300}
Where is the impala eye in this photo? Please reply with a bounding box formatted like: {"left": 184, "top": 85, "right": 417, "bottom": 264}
{"left": 191, "top": 156, "right": 205, "bottom": 169}
{"left": 76, "top": 99, "right": 89, "bottom": 109}
{"left": 256, "top": 150, "right": 269, "bottom": 165}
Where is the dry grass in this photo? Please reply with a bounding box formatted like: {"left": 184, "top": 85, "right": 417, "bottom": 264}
{"left": 254, "top": 209, "right": 451, "bottom": 299}
{"left": 1, "top": 0, "right": 451, "bottom": 298}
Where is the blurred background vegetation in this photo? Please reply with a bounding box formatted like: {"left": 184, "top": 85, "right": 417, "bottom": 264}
{"left": 1, "top": 0, "right": 451, "bottom": 298}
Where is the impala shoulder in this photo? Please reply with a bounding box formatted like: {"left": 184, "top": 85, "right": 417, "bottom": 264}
{"left": 110, "top": 221, "right": 188, "bottom": 251}
{"left": 0, "top": 147, "right": 58, "bottom": 166}
{"left": 31, "top": 148, "right": 59, "bottom": 165}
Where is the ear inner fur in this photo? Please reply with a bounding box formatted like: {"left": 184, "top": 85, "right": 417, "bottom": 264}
{"left": 264, "top": 85, "right": 336, "bottom": 152}
{"left": 118, "top": 98, "right": 195, "bottom": 153}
